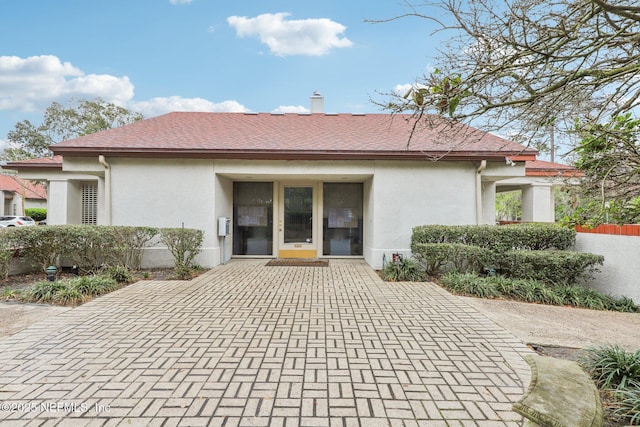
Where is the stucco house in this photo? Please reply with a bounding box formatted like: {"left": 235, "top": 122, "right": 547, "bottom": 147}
{"left": 0, "top": 174, "right": 47, "bottom": 215}
{"left": 6, "top": 97, "right": 572, "bottom": 269}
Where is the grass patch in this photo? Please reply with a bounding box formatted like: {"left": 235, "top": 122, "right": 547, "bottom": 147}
{"left": 21, "top": 275, "right": 120, "bottom": 306}
{"left": 439, "top": 273, "right": 640, "bottom": 313}
{"left": 580, "top": 345, "right": 640, "bottom": 425}
{"left": 579, "top": 345, "right": 640, "bottom": 391}
{"left": 381, "top": 257, "right": 425, "bottom": 282}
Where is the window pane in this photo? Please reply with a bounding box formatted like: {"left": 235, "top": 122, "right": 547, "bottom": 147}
{"left": 233, "top": 182, "right": 273, "bottom": 255}
{"left": 284, "top": 187, "right": 313, "bottom": 244}
{"left": 323, "top": 183, "right": 363, "bottom": 256}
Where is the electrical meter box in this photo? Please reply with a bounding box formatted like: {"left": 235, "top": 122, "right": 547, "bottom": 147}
{"left": 218, "top": 217, "right": 230, "bottom": 236}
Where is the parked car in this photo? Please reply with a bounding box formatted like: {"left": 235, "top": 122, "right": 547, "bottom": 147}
{"left": 0, "top": 216, "right": 36, "bottom": 227}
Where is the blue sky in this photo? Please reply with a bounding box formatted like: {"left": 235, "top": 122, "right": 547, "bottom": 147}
{"left": 0, "top": 0, "right": 443, "bottom": 149}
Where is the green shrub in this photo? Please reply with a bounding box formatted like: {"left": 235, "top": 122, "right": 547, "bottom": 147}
{"left": 411, "top": 224, "right": 576, "bottom": 252}
{"left": 71, "top": 275, "right": 119, "bottom": 296}
{"left": 102, "top": 264, "right": 133, "bottom": 284}
{"left": 440, "top": 272, "right": 501, "bottom": 298}
{"left": 5, "top": 225, "right": 160, "bottom": 273}
{"left": 8, "top": 226, "right": 70, "bottom": 272}
{"left": 25, "top": 281, "right": 66, "bottom": 303}
{"left": 614, "top": 380, "right": 640, "bottom": 425}
{"left": 160, "top": 227, "right": 204, "bottom": 270}
{"left": 53, "top": 286, "right": 86, "bottom": 305}
{"left": 22, "top": 275, "right": 119, "bottom": 304}
{"left": 382, "top": 257, "right": 425, "bottom": 282}
{"left": 580, "top": 345, "right": 640, "bottom": 391}
{"left": 412, "top": 243, "right": 496, "bottom": 275}
{"left": 25, "top": 208, "right": 47, "bottom": 222}
{"left": 500, "top": 250, "right": 604, "bottom": 285}
{"left": 440, "top": 273, "right": 639, "bottom": 312}
{"left": 107, "top": 227, "right": 159, "bottom": 270}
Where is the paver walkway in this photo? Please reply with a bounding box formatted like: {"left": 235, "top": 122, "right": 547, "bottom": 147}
{"left": 0, "top": 260, "right": 533, "bottom": 426}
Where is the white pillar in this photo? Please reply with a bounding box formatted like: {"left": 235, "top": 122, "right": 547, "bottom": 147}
{"left": 522, "top": 184, "right": 554, "bottom": 222}
{"left": 482, "top": 181, "right": 497, "bottom": 225}
{"left": 46, "top": 180, "right": 71, "bottom": 225}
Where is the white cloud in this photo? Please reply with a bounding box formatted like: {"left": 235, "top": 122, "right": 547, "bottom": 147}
{"left": 131, "top": 96, "right": 248, "bottom": 117}
{"left": 272, "top": 105, "right": 309, "bottom": 114}
{"left": 169, "top": 0, "right": 192, "bottom": 4}
{"left": 0, "top": 55, "right": 247, "bottom": 121}
{"left": 0, "top": 55, "right": 134, "bottom": 112}
{"left": 227, "top": 13, "right": 353, "bottom": 56}
{"left": 393, "top": 83, "right": 414, "bottom": 96}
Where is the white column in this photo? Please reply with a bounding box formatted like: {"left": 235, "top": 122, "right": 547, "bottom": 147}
{"left": 522, "top": 184, "right": 554, "bottom": 222}
{"left": 481, "top": 181, "right": 497, "bottom": 225}
{"left": 46, "top": 180, "right": 71, "bottom": 225}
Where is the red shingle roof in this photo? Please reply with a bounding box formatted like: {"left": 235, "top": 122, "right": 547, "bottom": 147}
{"left": 50, "top": 112, "right": 537, "bottom": 161}
{"left": 525, "top": 160, "right": 583, "bottom": 177}
{"left": 0, "top": 174, "right": 47, "bottom": 199}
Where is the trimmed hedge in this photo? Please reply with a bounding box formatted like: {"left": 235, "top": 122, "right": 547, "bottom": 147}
{"left": 6, "top": 225, "right": 160, "bottom": 273}
{"left": 25, "top": 208, "right": 47, "bottom": 222}
{"left": 410, "top": 224, "right": 602, "bottom": 286}
{"left": 0, "top": 225, "right": 202, "bottom": 273}
{"left": 411, "top": 223, "right": 576, "bottom": 252}
{"left": 412, "top": 243, "right": 495, "bottom": 275}
{"left": 501, "top": 250, "right": 604, "bottom": 286}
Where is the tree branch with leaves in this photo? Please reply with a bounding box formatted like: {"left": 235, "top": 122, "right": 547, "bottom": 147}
{"left": 376, "top": 0, "right": 640, "bottom": 143}
{"left": 2, "top": 98, "right": 143, "bottom": 162}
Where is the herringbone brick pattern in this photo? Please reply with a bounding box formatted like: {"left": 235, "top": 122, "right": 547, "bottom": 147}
{"left": 0, "top": 260, "right": 532, "bottom": 426}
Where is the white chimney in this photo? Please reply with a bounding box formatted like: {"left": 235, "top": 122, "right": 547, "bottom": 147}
{"left": 310, "top": 91, "right": 324, "bottom": 114}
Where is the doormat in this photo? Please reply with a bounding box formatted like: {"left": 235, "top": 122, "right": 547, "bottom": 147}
{"left": 266, "top": 259, "right": 329, "bottom": 267}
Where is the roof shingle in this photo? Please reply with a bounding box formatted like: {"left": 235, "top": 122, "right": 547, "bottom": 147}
{"left": 51, "top": 112, "right": 537, "bottom": 160}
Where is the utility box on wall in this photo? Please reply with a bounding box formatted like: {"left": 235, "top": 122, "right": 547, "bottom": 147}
{"left": 218, "top": 217, "right": 230, "bottom": 236}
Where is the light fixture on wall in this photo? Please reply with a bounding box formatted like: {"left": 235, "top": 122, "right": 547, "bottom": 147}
{"left": 505, "top": 157, "right": 515, "bottom": 166}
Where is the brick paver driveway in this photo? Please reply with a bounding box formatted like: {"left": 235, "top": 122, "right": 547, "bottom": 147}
{"left": 0, "top": 260, "right": 532, "bottom": 426}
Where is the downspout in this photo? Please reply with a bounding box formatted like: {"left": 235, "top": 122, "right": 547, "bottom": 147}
{"left": 476, "top": 160, "right": 487, "bottom": 225}
{"left": 98, "top": 155, "right": 111, "bottom": 225}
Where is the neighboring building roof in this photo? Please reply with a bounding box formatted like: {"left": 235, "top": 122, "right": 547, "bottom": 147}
{"left": 47, "top": 112, "right": 538, "bottom": 161}
{"left": 525, "top": 160, "right": 583, "bottom": 177}
{"left": 0, "top": 174, "right": 47, "bottom": 199}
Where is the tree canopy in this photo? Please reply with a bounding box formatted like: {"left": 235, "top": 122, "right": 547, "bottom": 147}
{"left": 3, "top": 98, "right": 143, "bottom": 162}
{"left": 379, "top": 0, "right": 640, "bottom": 144}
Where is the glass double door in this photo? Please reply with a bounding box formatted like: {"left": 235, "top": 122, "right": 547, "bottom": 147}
{"left": 233, "top": 181, "right": 363, "bottom": 258}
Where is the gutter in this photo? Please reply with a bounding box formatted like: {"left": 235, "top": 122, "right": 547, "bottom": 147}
{"left": 476, "top": 160, "right": 487, "bottom": 225}
{"left": 98, "top": 155, "right": 111, "bottom": 225}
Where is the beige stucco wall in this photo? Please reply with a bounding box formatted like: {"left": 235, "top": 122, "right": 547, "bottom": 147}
{"left": 574, "top": 233, "right": 640, "bottom": 303}
{"left": 363, "top": 161, "right": 478, "bottom": 268}
{"left": 109, "top": 158, "right": 218, "bottom": 268}
{"left": 34, "top": 156, "right": 517, "bottom": 270}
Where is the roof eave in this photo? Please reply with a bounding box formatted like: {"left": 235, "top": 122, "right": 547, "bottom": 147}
{"left": 51, "top": 147, "right": 537, "bottom": 162}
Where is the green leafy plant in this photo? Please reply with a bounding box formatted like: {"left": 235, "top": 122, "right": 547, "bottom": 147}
{"left": 411, "top": 224, "right": 576, "bottom": 252}
{"left": 412, "top": 243, "right": 495, "bottom": 275}
{"left": 102, "top": 264, "right": 133, "bottom": 284}
{"left": 501, "top": 250, "right": 604, "bottom": 286}
{"left": 26, "top": 281, "right": 66, "bottom": 303}
{"left": 160, "top": 227, "right": 204, "bottom": 270}
{"left": 440, "top": 273, "right": 639, "bottom": 312}
{"left": 579, "top": 345, "right": 640, "bottom": 391}
{"left": 2, "top": 286, "right": 22, "bottom": 301}
{"left": 614, "top": 380, "right": 640, "bottom": 425}
{"left": 25, "top": 208, "right": 47, "bottom": 222}
{"left": 53, "top": 286, "right": 86, "bottom": 306}
{"left": 381, "top": 257, "right": 425, "bottom": 282}
{"left": 71, "top": 275, "right": 119, "bottom": 296}
{"left": 22, "top": 275, "right": 119, "bottom": 305}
